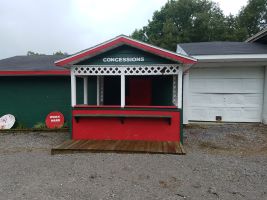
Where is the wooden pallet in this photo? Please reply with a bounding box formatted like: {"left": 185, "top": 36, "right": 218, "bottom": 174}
{"left": 51, "top": 140, "right": 186, "bottom": 155}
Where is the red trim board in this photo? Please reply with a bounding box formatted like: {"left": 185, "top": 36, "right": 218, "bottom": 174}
{"left": 0, "top": 70, "right": 70, "bottom": 76}
{"left": 55, "top": 35, "right": 197, "bottom": 66}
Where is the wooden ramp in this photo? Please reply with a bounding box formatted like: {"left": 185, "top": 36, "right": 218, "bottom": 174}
{"left": 51, "top": 140, "right": 186, "bottom": 155}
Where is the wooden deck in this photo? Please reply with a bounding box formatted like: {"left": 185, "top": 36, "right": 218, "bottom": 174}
{"left": 51, "top": 140, "right": 186, "bottom": 155}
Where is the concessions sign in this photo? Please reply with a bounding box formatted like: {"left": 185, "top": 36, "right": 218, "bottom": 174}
{"left": 45, "top": 111, "right": 64, "bottom": 129}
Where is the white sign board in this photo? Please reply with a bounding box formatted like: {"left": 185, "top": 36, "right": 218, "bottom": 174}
{"left": 0, "top": 114, "right": 16, "bottom": 129}
{"left": 103, "top": 57, "right": 145, "bottom": 63}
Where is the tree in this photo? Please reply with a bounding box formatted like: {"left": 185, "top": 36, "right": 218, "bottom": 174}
{"left": 131, "top": 0, "right": 229, "bottom": 51}
{"left": 53, "top": 51, "right": 68, "bottom": 56}
{"left": 26, "top": 51, "right": 68, "bottom": 56}
{"left": 26, "top": 51, "right": 45, "bottom": 56}
{"left": 237, "top": 0, "right": 267, "bottom": 38}
{"left": 131, "top": 0, "right": 267, "bottom": 50}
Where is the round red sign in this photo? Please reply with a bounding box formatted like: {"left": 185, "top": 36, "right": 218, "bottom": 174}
{"left": 45, "top": 111, "right": 64, "bottom": 129}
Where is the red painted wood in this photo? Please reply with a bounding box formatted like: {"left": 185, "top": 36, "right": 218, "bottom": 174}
{"left": 55, "top": 36, "right": 197, "bottom": 66}
{"left": 74, "top": 105, "right": 121, "bottom": 108}
{"left": 127, "top": 78, "right": 152, "bottom": 105}
{"left": 72, "top": 109, "right": 180, "bottom": 142}
{"left": 0, "top": 70, "right": 70, "bottom": 76}
{"left": 45, "top": 111, "right": 65, "bottom": 128}
{"left": 125, "top": 105, "right": 177, "bottom": 109}
{"left": 74, "top": 105, "right": 177, "bottom": 109}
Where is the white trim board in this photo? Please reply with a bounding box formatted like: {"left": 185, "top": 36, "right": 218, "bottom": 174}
{"left": 193, "top": 54, "right": 267, "bottom": 61}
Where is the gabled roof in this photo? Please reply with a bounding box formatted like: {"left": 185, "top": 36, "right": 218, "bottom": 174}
{"left": 246, "top": 28, "right": 267, "bottom": 44}
{"left": 55, "top": 35, "right": 197, "bottom": 67}
{"left": 178, "top": 42, "right": 267, "bottom": 56}
{"left": 0, "top": 55, "right": 69, "bottom": 75}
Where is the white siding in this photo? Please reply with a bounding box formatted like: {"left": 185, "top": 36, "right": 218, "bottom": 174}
{"left": 189, "top": 66, "right": 264, "bottom": 122}
{"left": 263, "top": 66, "right": 267, "bottom": 124}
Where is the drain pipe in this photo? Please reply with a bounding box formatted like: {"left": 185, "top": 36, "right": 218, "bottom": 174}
{"left": 263, "top": 66, "right": 267, "bottom": 124}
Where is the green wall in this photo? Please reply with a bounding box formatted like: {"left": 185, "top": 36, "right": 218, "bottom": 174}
{"left": 0, "top": 76, "right": 96, "bottom": 128}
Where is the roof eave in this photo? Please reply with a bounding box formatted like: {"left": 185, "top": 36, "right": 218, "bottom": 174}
{"left": 55, "top": 35, "right": 197, "bottom": 67}
{"left": 0, "top": 70, "right": 70, "bottom": 76}
{"left": 193, "top": 54, "right": 267, "bottom": 62}
{"left": 246, "top": 28, "right": 267, "bottom": 43}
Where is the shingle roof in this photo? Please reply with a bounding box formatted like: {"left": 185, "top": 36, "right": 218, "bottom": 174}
{"left": 246, "top": 28, "right": 267, "bottom": 44}
{"left": 0, "top": 55, "right": 68, "bottom": 71}
{"left": 178, "top": 42, "right": 267, "bottom": 56}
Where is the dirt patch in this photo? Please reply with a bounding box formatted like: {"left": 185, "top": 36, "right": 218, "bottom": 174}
{"left": 228, "top": 133, "right": 247, "bottom": 141}
{"left": 198, "top": 141, "right": 227, "bottom": 150}
{"left": 185, "top": 123, "right": 267, "bottom": 156}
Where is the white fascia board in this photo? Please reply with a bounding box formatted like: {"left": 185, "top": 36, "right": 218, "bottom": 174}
{"left": 193, "top": 54, "right": 267, "bottom": 62}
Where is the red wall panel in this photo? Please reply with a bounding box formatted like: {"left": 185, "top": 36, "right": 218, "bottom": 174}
{"left": 72, "top": 108, "right": 181, "bottom": 142}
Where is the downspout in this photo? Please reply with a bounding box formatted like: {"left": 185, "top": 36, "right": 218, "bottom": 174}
{"left": 263, "top": 66, "right": 267, "bottom": 124}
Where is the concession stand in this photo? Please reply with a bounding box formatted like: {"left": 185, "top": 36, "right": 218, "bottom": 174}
{"left": 55, "top": 35, "right": 196, "bottom": 147}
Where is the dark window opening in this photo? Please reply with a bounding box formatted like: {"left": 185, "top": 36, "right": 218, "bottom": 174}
{"left": 103, "top": 76, "right": 121, "bottom": 105}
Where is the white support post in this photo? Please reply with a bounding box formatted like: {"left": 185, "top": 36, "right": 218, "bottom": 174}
{"left": 71, "top": 69, "right": 77, "bottom": 107}
{"left": 183, "top": 70, "right": 189, "bottom": 124}
{"left": 97, "top": 76, "right": 100, "bottom": 106}
{"left": 121, "top": 74, "right": 125, "bottom": 108}
{"left": 83, "top": 77, "right": 88, "bottom": 104}
{"left": 177, "top": 66, "right": 183, "bottom": 109}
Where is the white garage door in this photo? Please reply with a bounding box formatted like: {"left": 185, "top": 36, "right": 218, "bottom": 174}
{"left": 189, "top": 66, "right": 264, "bottom": 122}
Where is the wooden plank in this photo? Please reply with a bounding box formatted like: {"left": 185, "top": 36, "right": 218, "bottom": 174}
{"left": 51, "top": 140, "right": 185, "bottom": 155}
{"left": 73, "top": 140, "right": 88, "bottom": 149}
{"left": 64, "top": 140, "right": 81, "bottom": 149}
{"left": 162, "top": 142, "right": 168, "bottom": 153}
{"left": 73, "top": 114, "right": 172, "bottom": 124}
{"left": 74, "top": 114, "right": 172, "bottom": 119}
{"left": 56, "top": 140, "right": 73, "bottom": 148}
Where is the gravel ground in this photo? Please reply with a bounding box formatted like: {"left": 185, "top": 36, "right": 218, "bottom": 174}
{"left": 0, "top": 124, "right": 266, "bottom": 200}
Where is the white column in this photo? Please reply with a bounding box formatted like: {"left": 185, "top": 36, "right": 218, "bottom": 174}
{"left": 183, "top": 70, "right": 189, "bottom": 124}
{"left": 97, "top": 76, "right": 100, "bottom": 106}
{"left": 263, "top": 66, "right": 267, "bottom": 124}
{"left": 83, "top": 77, "right": 88, "bottom": 104}
{"left": 71, "top": 69, "right": 77, "bottom": 107}
{"left": 177, "top": 66, "right": 183, "bottom": 109}
{"left": 121, "top": 74, "right": 125, "bottom": 108}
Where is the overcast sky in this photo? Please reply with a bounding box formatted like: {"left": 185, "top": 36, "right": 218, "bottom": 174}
{"left": 0, "top": 0, "right": 248, "bottom": 59}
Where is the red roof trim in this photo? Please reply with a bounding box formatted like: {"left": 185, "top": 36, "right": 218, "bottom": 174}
{"left": 0, "top": 70, "right": 70, "bottom": 76}
{"left": 55, "top": 36, "right": 197, "bottom": 66}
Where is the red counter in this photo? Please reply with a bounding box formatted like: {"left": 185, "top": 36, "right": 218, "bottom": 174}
{"left": 72, "top": 106, "right": 181, "bottom": 142}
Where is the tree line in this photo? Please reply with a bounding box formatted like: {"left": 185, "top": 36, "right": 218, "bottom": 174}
{"left": 131, "top": 0, "right": 267, "bottom": 51}
{"left": 26, "top": 51, "right": 68, "bottom": 56}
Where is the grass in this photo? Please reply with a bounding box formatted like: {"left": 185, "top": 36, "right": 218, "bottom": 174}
{"left": 33, "top": 122, "right": 47, "bottom": 129}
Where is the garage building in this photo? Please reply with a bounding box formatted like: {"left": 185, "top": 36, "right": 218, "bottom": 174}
{"left": 178, "top": 41, "right": 267, "bottom": 124}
